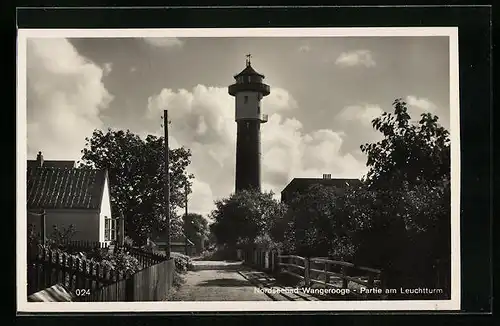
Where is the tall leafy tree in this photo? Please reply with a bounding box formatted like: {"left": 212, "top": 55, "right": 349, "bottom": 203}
{"left": 356, "top": 98, "right": 451, "bottom": 294}
{"left": 209, "top": 190, "right": 286, "bottom": 251}
{"left": 79, "top": 128, "right": 194, "bottom": 245}
{"left": 361, "top": 98, "right": 450, "bottom": 188}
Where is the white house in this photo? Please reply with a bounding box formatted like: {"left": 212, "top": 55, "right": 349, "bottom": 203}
{"left": 27, "top": 152, "right": 119, "bottom": 244}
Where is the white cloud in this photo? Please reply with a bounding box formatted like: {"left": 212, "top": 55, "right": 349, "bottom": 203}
{"left": 143, "top": 37, "right": 183, "bottom": 48}
{"left": 406, "top": 95, "right": 437, "bottom": 114}
{"left": 335, "top": 103, "right": 385, "bottom": 155}
{"left": 102, "top": 62, "right": 113, "bottom": 76}
{"left": 148, "top": 85, "right": 367, "bottom": 217}
{"left": 188, "top": 179, "right": 214, "bottom": 217}
{"left": 335, "top": 50, "right": 376, "bottom": 67}
{"left": 26, "top": 38, "right": 113, "bottom": 161}
{"left": 337, "top": 104, "right": 383, "bottom": 127}
{"left": 298, "top": 45, "right": 311, "bottom": 53}
{"left": 263, "top": 87, "right": 299, "bottom": 113}
{"left": 130, "top": 66, "right": 137, "bottom": 73}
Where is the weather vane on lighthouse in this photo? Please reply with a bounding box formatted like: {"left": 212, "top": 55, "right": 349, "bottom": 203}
{"left": 246, "top": 53, "right": 252, "bottom": 66}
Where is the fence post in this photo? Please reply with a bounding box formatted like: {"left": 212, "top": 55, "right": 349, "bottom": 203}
{"left": 379, "top": 269, "right": 386, "bottom": 292}
{"left": 125, "top": 275, "right": 134, "bottom": 302}
{"left": 368, "top": 273, "right": 374, "bottom": 288}
{"left": 324, "top": 262, "right": 330, "bottom": 288}
{"left": 272, "top": 251, "right": 276, "bottom": 272}
{"left": 304, "top": 258, "right": 310, "bottom": 287}
{"left": 341, "top": 266, "right": 348, "bottom": 289}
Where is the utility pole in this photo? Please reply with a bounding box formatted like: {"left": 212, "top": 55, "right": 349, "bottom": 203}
{"left": 184, "top": 179, "right": 188, "bottom": 218}
{"left": 184, "top": 179, "right": 189, "bottom": 256}
{"left": 163, "top": 110, "right": 171, "bottom": 259}
{"left": 118, "top": 211, "right": 125, "bottom": 247}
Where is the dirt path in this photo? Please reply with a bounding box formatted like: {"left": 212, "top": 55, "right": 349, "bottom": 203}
{"left": 170, "top": 269, "right": 272, "bottom": 301}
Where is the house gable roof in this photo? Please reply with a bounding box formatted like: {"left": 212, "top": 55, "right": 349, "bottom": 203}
{"left": 27, "top": 167, "right": 108, "bottom": 210}
{"left": 281, "top": 178, "right": 362, "bottom": 197}
{"left": 27, "top": 160, "right": 76, "bottom": 169}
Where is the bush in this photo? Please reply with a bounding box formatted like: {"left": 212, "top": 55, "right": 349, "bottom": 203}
{"left": 172, "top": 269, "right": 186, "bottom": 288}
{"left": 47, "top": 225, "right": 77, "bottom": 249}
{"left": 124, "top": 236, "right": 135, "bottom": 247}
{"left": 37, "top": 244, "right": 143, "bottom": 277}
{"left": 171, "top": 252, "right": 192, "bottom": 272}
{"left": 99, "top": 248, "right": 142, "bottom": 276}
{"left": 27, "top": 224, "right": 40, "bottom": 248}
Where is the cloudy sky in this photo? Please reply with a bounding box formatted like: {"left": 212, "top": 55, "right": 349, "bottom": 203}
{"left": 25, "top": 35, "right": 450, "bottom": 218}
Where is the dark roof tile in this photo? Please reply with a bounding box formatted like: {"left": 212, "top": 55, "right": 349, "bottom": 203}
{"left": 234, "top": 64, "right": 264, "bottom": 78}
{"left": 27, "top": 160, "right": 76, "bottom": 169}
{"left": 27, "top": 167, "right": 107, "bottom": 210}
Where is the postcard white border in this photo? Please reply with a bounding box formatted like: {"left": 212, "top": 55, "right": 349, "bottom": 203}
{"left": 17, "top": 27, "right": 460, "bottom": 312}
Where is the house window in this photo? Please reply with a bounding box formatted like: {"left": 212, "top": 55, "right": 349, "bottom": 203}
{"left": 105, "top": 216, "right": 117, "bottom": 241}
{"left": 244, "top": 96, "right": 248, "bottom": 104}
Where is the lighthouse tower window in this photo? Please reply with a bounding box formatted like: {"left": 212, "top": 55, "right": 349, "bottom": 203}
{"left": 244, "top": 96, "right": 249, "bottom": 104}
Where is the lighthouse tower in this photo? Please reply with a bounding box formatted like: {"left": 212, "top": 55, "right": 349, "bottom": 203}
{"left": 228, "top": 54, "right": 270, "bottom": 192}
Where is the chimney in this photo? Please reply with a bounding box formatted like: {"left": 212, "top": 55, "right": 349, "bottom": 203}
{"left": 322, "top": 173, "right": 331, "bottom": 179}
{"left": 36, "top": 151, "right": 44, "bottom": 167}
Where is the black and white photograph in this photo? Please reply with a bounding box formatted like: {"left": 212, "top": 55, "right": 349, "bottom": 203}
{"left": 17, "top": 27, "right": 460, "bottom": 312}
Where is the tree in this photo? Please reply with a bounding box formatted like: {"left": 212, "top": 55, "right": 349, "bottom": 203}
{"left": 355, "top": 98, "right": 451, "bottom": 295}
{"left": 79, "top": 129, "right": 194, "bottom": 245}
{"left": 282, "top": 184, "right": 364, "bottom": 259}
{"left": 209, "top": 190, "right": 286, "bottom": 251}
{"left": 183, "top": 213, "right": 209, "bottom": 250}
{"left": 361, "top": 98, "right": 450, "bottom": 188}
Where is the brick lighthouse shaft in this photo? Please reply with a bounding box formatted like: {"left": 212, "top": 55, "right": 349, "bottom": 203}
{"left": 235, "top": 120, "right": 261, "bottom": 192}
{"left": 228, "top": 55, "right": 270, "bottom": 193}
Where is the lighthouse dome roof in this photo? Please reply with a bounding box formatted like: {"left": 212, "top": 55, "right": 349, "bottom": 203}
{"left": 234, "top": 63, "right": 265, "bottom": 78}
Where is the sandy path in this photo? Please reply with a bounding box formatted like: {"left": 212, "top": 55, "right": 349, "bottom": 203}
{"left": 170, "top": 269, "right": 272, "bottom": 301}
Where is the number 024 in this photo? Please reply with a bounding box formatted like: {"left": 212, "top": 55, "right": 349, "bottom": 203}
{"left": 75, "top": 289, "right": 91, "bottom": 296}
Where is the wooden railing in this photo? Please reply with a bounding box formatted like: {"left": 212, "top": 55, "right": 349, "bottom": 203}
{"left": 239, "top": 248, "right": 384, "bottom": 291}
{"left": 278, "top": 255, "right": 309, "bottom": 283}
{"left": 278, "top": 255, "right": 384, "bottom": 290}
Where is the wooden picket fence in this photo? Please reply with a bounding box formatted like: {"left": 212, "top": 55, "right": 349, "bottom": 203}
{"left": 27, "top": 244, "right": 119, "bottom": 297}
{"left": 75, "top": 258, "right": 175, "bottom": 302}
{"left": 27, "top": 244, "right": 174, "bottom": 301}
